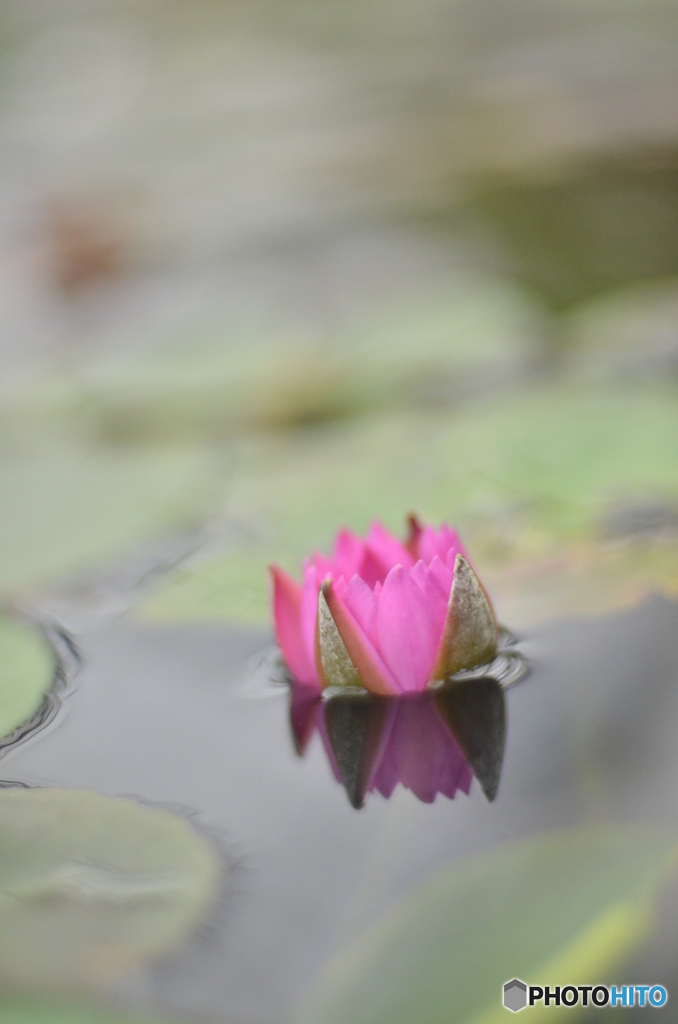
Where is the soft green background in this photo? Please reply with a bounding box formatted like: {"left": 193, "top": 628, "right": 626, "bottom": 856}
{"left": 297, "top": 827, "right": 678, "bottom": 1024}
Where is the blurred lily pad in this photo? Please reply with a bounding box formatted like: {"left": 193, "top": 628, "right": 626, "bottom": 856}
{"left": 139, "top": 381, "right": 678, "bottom": 626}
{"left": 0, "top": 788, "right": 221, "bottom": 991}
{"left": 486, "top": 540, "right": 678, "bottom": 631}
{"left": 0, "top": 997, "right": 184, "bottom": 1024}
{"left": 0, "top": 437, "right": 216, "bottom": 600}
{"left": 0, "top": 614, "right": 55, "bottom": 741}
{"left": 0, "top": 283, "right": 535, "bottom": 444}
{"left": 296, "top": 827, "right": 678, "bottom": 1024}
{"left": 565, "top": 276, "right": 678, "bottom": 381}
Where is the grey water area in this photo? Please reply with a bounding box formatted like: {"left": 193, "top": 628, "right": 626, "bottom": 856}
{"left": 3, "top": 595, "right": 678, "bottom": 1022}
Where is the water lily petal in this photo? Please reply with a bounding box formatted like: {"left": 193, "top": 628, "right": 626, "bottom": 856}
{"left": 332, "top": 528, "right": 366, "bottom": 577}
{"left": 410, "top": 558, "right": 451, "bottom": 622}
{"left": 339, "top": 574, "right": 380, "bottom": 648}
{"left": 301, "top": 563, "right": 323, "bottom": 682}
{"left": 271, "top": 566, "right": 316, "bottom": 684}
{"left": 322, "top": 580, "right": 398, "bottom": 696}
{"left": 377, "top": 564, "right": 442, "bottom": 692}
{"left": 417, "top": 523, "right": 467, "bottom": 566}
{"left": 311, "top": 551, "right": 334, "bottom": 580}
{"left": 366, "top": 521, "right": 413, "bottom": 573}
{"left": 431, "top": 555, "right": 498, "bottom": 680}
{"left": 357, "top": 547, "right": 389, "bottom": 588}
{"left": 426, "top": 553, "right": 454, "bottom": 594}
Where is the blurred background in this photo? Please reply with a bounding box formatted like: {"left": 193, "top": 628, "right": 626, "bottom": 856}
{"left": 3, "top": 0, "right": 678, "bottom": 626}
{"left": 3, "top": 1, "right": 678, "bottom": 1022}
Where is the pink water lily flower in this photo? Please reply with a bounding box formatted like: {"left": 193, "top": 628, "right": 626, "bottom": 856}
{"left": 271, "top": 516, "right": 497, "bottom": 696}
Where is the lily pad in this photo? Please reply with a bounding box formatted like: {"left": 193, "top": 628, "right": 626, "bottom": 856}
{"left": 0, "top": 788, "right": 222, "bottom": 991}
{"left": 0, "top": 614, "right": 55, "bottom": 741}
{"left": 140, "top": 381, "right": 678, "bottom": 626}
{"left": 0, "top": 996, "right": 184, "bottom": 1024}
{"left": 296, "top": 827, "right": 678, "bottom": 1024}
{"left": 0, "top": 438, "right": 216, "bottom": 600}
{"left": 0, "top": 284, "right": 534, "bottom": 444}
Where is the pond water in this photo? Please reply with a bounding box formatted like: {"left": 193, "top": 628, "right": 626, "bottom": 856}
{"left": 2, "top": 596, "right": 678, "bottom": 1022}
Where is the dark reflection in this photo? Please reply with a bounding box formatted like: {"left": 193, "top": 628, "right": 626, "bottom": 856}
{"left": 434, "top": 679, "right": 506, "bottom": 802}
{"left": 288, "top": 679, "right": 507, "bottom": 809}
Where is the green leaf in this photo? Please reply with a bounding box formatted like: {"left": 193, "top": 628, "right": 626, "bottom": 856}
{"left": 0, "top": 614, "right": 55, "bottom": 741}
{"left": 139, "top": 381, "right": 678, "bottom": 625}
{"left": 0, "top": 438, "right": 216, "bottom": 600}
{"left": 0, "top": 996, "right": 182, "bottom": 1024}
{"left": 0, "top": 285, "right": 534, "bottom": 445}
{"left": 0, "top": 788, "right": 221, "bottom": 991}
{"left": 295, "top": 827, "right": 678, "bottom": 1024}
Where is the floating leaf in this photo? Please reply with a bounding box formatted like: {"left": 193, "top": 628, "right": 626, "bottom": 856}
{"left": 0, "top": 996, "right": 184, "bottom": 1024}
{"left": 565, "top": 277, "right": 678, "bottom": 381}
{"left": 486, "top": 539, "right": 678, "bottom": 631}
{"left": 0, "top": 614, "right": 55, "bottom": 741}
{"left": 0, "top": 789, "right": 221, "bottom": 991}
{"left": 0, "top": 438, "right": 216, "bottom": 600}
{"left": 139, "top": 382, "right": 678, "bottom": 626}
{"left": 0, "top": 285, "right": 534, "bottom": 445}
{"left": 296, "top": 827, "right": 678, "bottom": 1024}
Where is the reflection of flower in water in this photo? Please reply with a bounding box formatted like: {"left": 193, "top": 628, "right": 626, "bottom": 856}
{"left": 289, "top": 677, "right": 507, "bottom": 809}
{"left": 271, "top": 516, "right": 497, "bottom": 696}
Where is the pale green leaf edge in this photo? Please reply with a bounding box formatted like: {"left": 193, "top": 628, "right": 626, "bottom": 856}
{"left": 296, "top": 826, "right": 678, "bottom": 1024}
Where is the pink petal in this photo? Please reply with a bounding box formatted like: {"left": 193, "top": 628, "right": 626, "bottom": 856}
{"left": 332, "top": 528, "right": 365, "bottom": 577}
{"left": 311, "top": 551, "right": 334, "bottom": 579}
{"left": 300, "top": 563, "right": 322, "bottom": 678}
{"left": 366, "top": 521, "right": 413, "bottom": 573}
{"left": 357, "top": 547, "right": 388, "bottom": 589}
{"left": 376, "top": 564, "right": 442, "bottom": 692}
{"left": 337, "top": 574, "right": 380, "bottom": 648}
{"left": 427, "top": 554, "right": 454, "bottom": 595}
{"left": 322, "top": 580, "right": 399, "bottom": 696}
{"left": 416, "top": 523, "right": 464, "bottom": 565}
{"left": 409, "top": 559, "right": 452, "bottom": 658}
{"left": 271, "top": 566, "right": 317, "bottom": 685}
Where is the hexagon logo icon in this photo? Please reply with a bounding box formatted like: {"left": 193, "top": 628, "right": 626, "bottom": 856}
{"left": 503, "top": 978, "right": 527, "bottom": 1012}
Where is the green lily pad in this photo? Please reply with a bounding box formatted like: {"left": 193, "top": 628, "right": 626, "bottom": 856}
{"left": 296, "top": 827, "right": 678, "bottom": 1024}
{"left": 0, "top": 996, "right": 184, "bottom": 1024}
{"left": 0, "top": 614, "right": 55, "bottom": 741}
{"left": 0, "top": 788, "right": 222, "bottom": 991}
{"left": 565, "top": 276, "right": 678, "bottom": 380}
{"left": 0, "top": 284, "right": 534, "bottom": 445}
{"left": 139, "top": 381, "right": 678, "bottom": 625}
{"left": 0, "top": 437, "right": 216, "bottom": 600}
